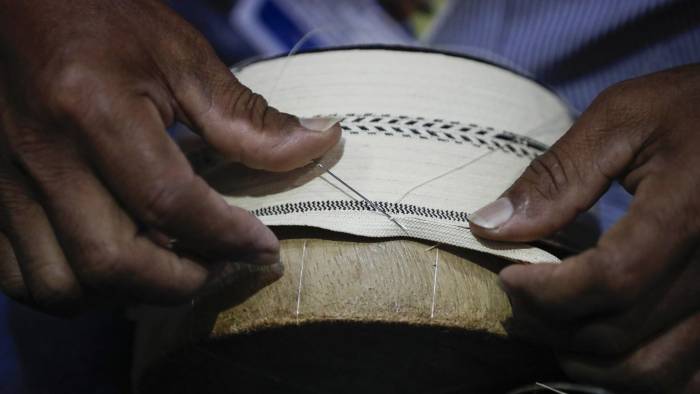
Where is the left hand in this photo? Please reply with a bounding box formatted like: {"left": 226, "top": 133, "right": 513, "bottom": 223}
{"left": 0, "top": 0, "right": 341, "bottom": 314}
{"left": 469, "top": 65, "right": 700, "bottom": 394}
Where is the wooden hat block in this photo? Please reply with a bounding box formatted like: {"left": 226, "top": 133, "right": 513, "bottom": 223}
{"left": 134, "top": 232, "right": 564, "bottom": 393}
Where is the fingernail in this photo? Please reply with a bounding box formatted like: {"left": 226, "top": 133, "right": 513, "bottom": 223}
{"left": 468, "top": 197, "right": 514, "bottom": 229}
{"left": 299, "top": 116, "right": 343, "bottom": 132}
{"left": 196, "top": 260, "right": 284, "bottom": 300}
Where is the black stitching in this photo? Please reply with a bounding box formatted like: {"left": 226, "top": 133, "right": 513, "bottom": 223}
{"left": 252, "top": 200, "right": 470, "bottom": 222}
{"left": 310, "top": 113, "right": 548, "bottom": 159}
{"left": 494, "top": 133, "right": 514, "bottom": 141}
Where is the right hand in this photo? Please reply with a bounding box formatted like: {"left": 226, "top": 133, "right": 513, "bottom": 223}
{"left": 0, "top": 0, "right": 341, "bottom": 315}
{"left": 469, "top": 65, "right": 700, "bottom": 393}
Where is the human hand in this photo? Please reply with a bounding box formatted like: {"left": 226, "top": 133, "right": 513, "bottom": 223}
{"left": 469, "top": 65, "right": 700, "bottom": 393}
{"left": 0, "top": 0, "right": 340, "bottom": 315}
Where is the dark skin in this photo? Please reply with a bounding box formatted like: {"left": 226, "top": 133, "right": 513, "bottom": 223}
{"left": 0, "top": 0, "right": 341, "bottom": 314}
{"left": 0, "top": 1, "right": 698, "bottom": 392}
{"left": 470, "top": 65, "right": 700, "bottom": 393}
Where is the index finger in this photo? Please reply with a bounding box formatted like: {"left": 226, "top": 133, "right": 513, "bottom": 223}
{"left": 76, "top": 93, "right": 279, "bottom": 265}
{"left": 499, "top": 174, "right": 693, "bottom": 321}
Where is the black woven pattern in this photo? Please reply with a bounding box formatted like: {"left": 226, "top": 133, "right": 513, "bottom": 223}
{"left": 329, "top": 113, "right": 547, "bottom": 159}
{"left": 252, "top": 200, "right": 469, "bottom": 222}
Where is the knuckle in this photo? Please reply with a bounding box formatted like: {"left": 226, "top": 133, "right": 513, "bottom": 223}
{"left": 45, "top": 62, "right": 94, "bottom": 111}
{"left": 0, "top": 272, "right": 26, "bottom": 302}
{"left": 4, "top": 123, "right": 53, "bottom": 165}
{"left": 520, "top": 149, "right": 571, "bottom": 202}
{"left": 75, "top": 240, "right": 126, "bottom": 286}
{"left": 44, "top": 61, "right": 112, "bottom": 124}
{"left": 220, "top": 89, "right": 281, "bottom": 166}
{"left": 596, "top": 81, "right": 638, "bottom": 109}
{"left": 0, "top": 180, "right": 52, "bottom": 233}
{"left": 172, "top": 27, "right": 214, "bottom": 62}
{"left": 581, "top": 325, "right": 629, "bottom": 355}
{"left": 29, "top": 267, "right": 80, "bottom": 311}
{"left": 166, "top": 26, "right": 219, "bottom": 83}
{"left": 0, "top": 175, "right": 30, "bottom": 215}
{"left": 182, "top": 29, "right": 214, "bottom": 56}
{"left": 590, "top": 248, "right": 641, "bottom": 308}
{"left": 244, "top": 90, "right": 269, "bottom": 117}
{"left": 141, "top": 170, "right": 196, "bottom": 228}
{"left": 230, "top": 87, "right": 269, "bottom": 128}
{"left": 593, "top": 81, "right": 650, "bottom": 128}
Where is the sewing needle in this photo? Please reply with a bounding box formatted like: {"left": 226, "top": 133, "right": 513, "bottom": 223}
{"left": 313, "top": 160, "right": 409, "bottom": 234}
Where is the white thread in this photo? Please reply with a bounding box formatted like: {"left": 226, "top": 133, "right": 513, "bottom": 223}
{"left": 320, "top": 172, "right": 360, "bottom": 201}
{"left": 424, "top": 243, "right": 440, "bottom": 252}
{"left": 295, "top": 240, "right": 307, "bottom": 323}
{"left": 267, "top": 27, "right": 329, "bottom": 100}
{"left": 535, "top": 382, "right": 569, "bottom": 394}
{"left": 394, "top": 114, "right": 564, "bottom": 205}
{"left": 396, "top": 150, "right": 494, "bottom": 203}
{"left": 430, "top": 249, "right": 439, "bottom": 319}
{"left": 315, "top": 160, "right": 408, "bottom": 234}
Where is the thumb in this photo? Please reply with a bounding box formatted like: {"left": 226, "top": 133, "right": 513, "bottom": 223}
{"left": 173, "top": 53, "right": 341, "bottom": 172}
{"left": 468, "top": 108, "right": 640, "bottom": 242}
